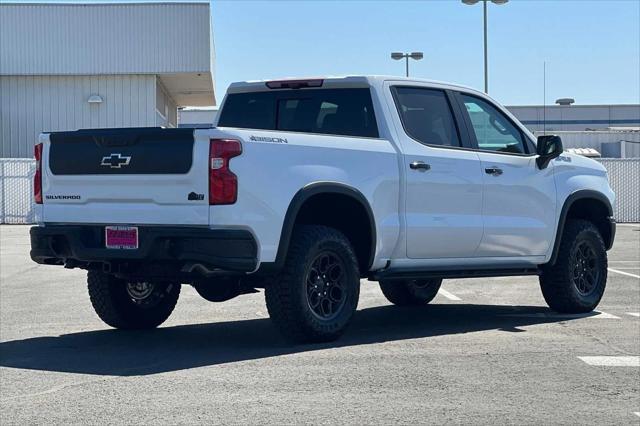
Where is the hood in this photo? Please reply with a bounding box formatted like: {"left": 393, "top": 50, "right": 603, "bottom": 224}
{"left": 557, "top": 152, "right": 607, "bottom": 176}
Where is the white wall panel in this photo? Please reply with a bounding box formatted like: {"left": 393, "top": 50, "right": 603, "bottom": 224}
{"left": 155, "top": 80, "right": 178, "bottom": 128}
{"left": 0, "top": 3, "right": 212, "bottom": 76}
{"left": 0, "top": 75, "right": 156, "bottom": 158}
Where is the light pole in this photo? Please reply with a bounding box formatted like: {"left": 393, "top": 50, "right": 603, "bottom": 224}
{"left": 462, "top": 0, "right": 508, "bottom": 93}
{"left": 391, "top": 52, "right": 424, "bottom": 77}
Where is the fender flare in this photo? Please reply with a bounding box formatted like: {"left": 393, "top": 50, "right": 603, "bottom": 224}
{"left": 547, "top": 189, "right": 614, "bottom": 265}
{"left": 262, "top": 182, "right": 377, "bottom": 273}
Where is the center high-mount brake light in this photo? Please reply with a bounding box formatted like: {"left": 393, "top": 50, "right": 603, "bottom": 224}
{"left": 34, "top": 143, "right": 43, "bottom": 204}
{"left": 209, "top": 139, "right": 242, "bottom": 205}
{"left": 265, "top": 79, "right": 324, "bottom": 89}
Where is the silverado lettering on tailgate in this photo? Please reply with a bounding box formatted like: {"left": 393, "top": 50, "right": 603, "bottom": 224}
{"left": 45, "top": 195, "right": 81, "bottom": 200}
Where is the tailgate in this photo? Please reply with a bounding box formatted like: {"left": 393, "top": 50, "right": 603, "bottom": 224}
{"left": 41, "top": 127, "right": 210, "bottom": 225}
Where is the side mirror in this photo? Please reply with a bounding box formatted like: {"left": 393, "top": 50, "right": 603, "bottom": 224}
{"left": 536, "top": 135, "right": 563, "bottom": 169}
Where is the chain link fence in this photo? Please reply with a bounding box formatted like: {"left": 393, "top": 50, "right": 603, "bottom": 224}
{"left": 0, "top": 159, "right": 36, "bottom": 224}
{"left": 0, "top": 158, "right": 638, "bottom": 224}
{"left": 598, "top": 158, "right": 640, "bottom": 223}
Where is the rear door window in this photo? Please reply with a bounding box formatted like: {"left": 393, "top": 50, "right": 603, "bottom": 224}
{"left": 392, "top": 87, "right": 461, "bottom": 147}
{"left": 218, "top": 88, "right": 379, "bottom": 138}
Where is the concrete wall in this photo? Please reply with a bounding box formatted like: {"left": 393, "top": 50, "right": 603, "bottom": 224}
{"left": 0, "top": 75, "right": 157, "bottom": 158}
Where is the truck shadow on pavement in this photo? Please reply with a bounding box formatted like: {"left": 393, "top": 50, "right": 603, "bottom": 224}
{"left": 0, "top": 303, "right": 596, "bottom": 376}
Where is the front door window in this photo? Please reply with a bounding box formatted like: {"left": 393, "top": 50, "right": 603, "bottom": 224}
{"left": 461, "top": 94, "right": 526, "bottom": 154}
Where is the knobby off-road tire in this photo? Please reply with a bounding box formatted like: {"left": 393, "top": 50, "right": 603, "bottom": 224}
{"left": 87, "top": 271, "right": 180, "bottom": 329}
{"left": 540, "top": 219, "right": 607, "bottom": 313}
{"left": 379, "top": 279, "right": 443, "bottom": 306}
{"left": 265, "top": 225, "right": 360, "bottom": 344}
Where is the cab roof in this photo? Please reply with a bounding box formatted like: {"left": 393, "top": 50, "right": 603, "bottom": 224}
{"left": 226, "top": 75, "right": 484, "bottom": 97}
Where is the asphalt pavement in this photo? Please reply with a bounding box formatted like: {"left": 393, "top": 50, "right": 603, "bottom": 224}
{"left": 1, "top": 224, "right": 639, "bottom": 424}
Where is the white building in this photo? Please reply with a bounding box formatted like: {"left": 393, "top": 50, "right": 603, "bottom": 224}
{"left": 177, "top": 100, "right": 640, "bottom": 138}
{"left": 506, "top": 104, "right": 640, "bottom": 132}
{"left": 178, "top": 107, "right": 218, "bottom": 128}
{"left": 177, "top": 102, "right": 640, "bottom": 157}
{"left": 0, "top": 1, "right": 215, "bottom": 158}
{"left": 506, "top": 104, "right": 640, "bottom": 158}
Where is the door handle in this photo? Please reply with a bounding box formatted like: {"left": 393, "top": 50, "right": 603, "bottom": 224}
{"left": 410, "top": 161, "right": 431, "bottom": 171}
{"left": 485, "top": 167, "right": 503, "bottom": 176}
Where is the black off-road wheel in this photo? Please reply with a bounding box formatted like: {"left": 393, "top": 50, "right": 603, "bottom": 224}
{"left": 379, "top": 279, "right": 443, "bottom": 306}
{"left": 87, "top": 271, "right": 180, "bottom": 329}
{"left": 540, "top": 219, "right": 608, "bottom": 313}
{"left": 265, "top": 225, "right": 360, "bottom": 344}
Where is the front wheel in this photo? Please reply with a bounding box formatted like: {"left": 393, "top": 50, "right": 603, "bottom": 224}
{"left": 540, "top": 219, "right": 608, "bottom": 313}
{"left": 265, "top": 225, "right": 360, "bottom": 344}
{"left": 87, "top": 271, "right": 180, "bottom": 329}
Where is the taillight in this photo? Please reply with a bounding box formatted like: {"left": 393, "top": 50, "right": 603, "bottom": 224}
{"left": 209, "top": 139, "right": 242, "bottom": 205}
{"left": 265, "top": 79, "right": 323, "bottom": 89}
{"left": 34, "top": 143, "right": 43, "bottom": 204}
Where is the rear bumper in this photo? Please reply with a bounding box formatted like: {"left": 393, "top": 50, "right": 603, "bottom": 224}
{"left": 30, "top": 225, "right": 258, "bottom": 273}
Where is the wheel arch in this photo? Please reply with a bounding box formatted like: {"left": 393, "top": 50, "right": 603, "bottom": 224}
{"left": 266, "top": 182, "right": 377, "bottom": 275}
{"left": 548, "top": 190, "right": 615, "bottom": 265}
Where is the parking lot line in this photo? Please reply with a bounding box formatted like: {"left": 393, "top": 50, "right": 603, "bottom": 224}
{"left": 608, "top": 268, "right": 640, "bottom": 279}
{"left": 634, "top": 412, "right": 640, "bottom": 418}
{"left": 626, "top": 313, "right": 640, "bottom": 318}
{"left": 501, "top": 310, "right": 620, "bottom": 320}
{"left": 437, "top": 289, "right": 461, "bottom": 301}
{"left": 578, "top": 356, "right": 640, "bottom": 367}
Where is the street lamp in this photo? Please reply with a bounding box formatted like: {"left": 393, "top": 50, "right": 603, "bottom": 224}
{"left": 462, "top": 0, "right": 509, "bottom": 93}
{"left": 391, "top": 51, "right": 424, "bottom": 77}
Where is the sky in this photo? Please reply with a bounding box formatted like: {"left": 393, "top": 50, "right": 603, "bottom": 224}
{"left": 8, "top": 0, "right": 640, "bottom": 106}
{"left": 211, "top": 0, "right": 640, "bottom": 106}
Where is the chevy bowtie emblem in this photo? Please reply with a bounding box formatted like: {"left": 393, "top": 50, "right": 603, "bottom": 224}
{"left": 101, "top": 153, "right": 131, "bottom": 169}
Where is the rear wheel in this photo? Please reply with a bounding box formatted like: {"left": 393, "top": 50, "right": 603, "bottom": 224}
{"left": 379, "top": 279, "right": 442, "bottom": 306}
{"left": 87, "top": 271, "right": 180, "bottom": 329}
{"left": 265, "top": 225, "right": 360, "bottom": 343}
{"left": 540, "top": 219, "right": 607, "bottom": 313}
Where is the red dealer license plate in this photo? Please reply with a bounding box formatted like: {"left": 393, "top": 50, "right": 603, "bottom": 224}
{"left": 105, "top": 226, "right": 138, "bottom": 250}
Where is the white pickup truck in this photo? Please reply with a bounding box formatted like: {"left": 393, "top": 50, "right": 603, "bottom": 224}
{"left": 30, "top": 76, "right": 616, "bottom": 343}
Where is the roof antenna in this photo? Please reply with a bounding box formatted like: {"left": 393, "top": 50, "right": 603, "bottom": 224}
{"left": 543, "top": 61, "right": 547, "bottom": 135}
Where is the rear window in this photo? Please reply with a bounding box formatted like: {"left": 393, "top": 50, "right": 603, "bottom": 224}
{"left": 218, "top": 88, "right": 379, "bottom": 138}
{"left": 392, "top": 87, "right": 461, "bottom": 147}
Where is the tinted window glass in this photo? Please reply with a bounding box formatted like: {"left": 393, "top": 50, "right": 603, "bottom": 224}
{"left": 218, "top": 88, "right": 378, "bottom": 138}
{"left": 461, "top": 94, "right": 526, "bottom": 154}
{"left": 392, "top": 87, "right": 461, "bottom": 147}
{"left": 217, "top": 92, "right": 276, "bottom": 130}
